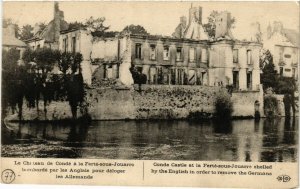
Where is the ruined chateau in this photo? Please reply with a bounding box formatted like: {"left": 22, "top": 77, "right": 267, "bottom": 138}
{"left": 26, "top": 3, "right": 263, "bottom": 92}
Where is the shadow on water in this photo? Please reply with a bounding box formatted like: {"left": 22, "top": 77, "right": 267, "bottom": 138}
{"left": 283, "top": 117, "right": 296, "bottom": 145}
{"left": 282, "top": 117, "right": 297, "bottom": 162}
{"left": 36, "top": 122, "right": 91, "bottom": 158}
{"left": 260, "top": 117, "right": 298, "bottom": 162}
{"left": 67, "top": 123, "right": 90, "bottom": 144}
{"left": 1, "top": 118, "right": 298, "bottom": 161}
{"left": 261, "top": 117, "right": 280, "bottom": 162}
{"left": 213, "top": 119, "right": 232, "bottom": 134}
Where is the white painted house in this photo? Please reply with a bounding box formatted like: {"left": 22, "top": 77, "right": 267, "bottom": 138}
{"left": 263, "top": 21, "right": 299, "bottom": 80}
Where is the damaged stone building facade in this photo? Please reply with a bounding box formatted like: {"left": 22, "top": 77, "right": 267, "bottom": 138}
{"left": 130, "top": 7, "right": 262, "bottom": 91}
{"left": 32, "top": 4, "right": 262, "bottom": 91}
{"left": 25, "top": 2, "right": 69, "bottom": 50}
{"left": 59, "top": 29, "right": 132, "bottom": 85}
{"left": 128, "top": 35, "right": 261, "bottom": 90}
{"left": 63, "top": 6, "right": 261, "bottom": 91}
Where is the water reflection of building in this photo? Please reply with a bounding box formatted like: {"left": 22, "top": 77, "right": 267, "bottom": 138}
{"left": 233, "top": 120, "right": 264, "bottom": 162}
{"left": 232, "top": 118, "right": 298, "bottom": 162}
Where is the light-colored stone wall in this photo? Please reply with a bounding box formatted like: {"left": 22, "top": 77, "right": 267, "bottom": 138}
{"left": 231, "top": 85, "right": 264, "bottom": 117}
{"left": 132, "top": 85, "right": 224, "bottom": 119}
{"left": 7, "top": 84, "right": 266, "bottom": 121}
{"left": 119, "top": 37, "right": 134, "bottom": 85}
{"left": 27, "top": 39, "right": 45, "bottom": 50}
{"left": 209, "top": 41, "right": 262, "bottom": 90}
{"left": 59, "top": 30, "right": 93, "bottom": 85}
{"left": 209, "top": 42, "right": 233, "bottom": 86}
{"left": 87, "top": 88, "right": 136, "bottom": 120}
{"left": 91, "top": 38, "right": 119, "bottom": 61}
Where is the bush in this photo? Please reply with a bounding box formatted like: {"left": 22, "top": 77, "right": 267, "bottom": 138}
{"left": 264, "top": 94, "right": 278, "bottom": 117}
{"left": 276, "top": 77, "right": 296, "bottom": 94}
{"left": 214, "top": 90, "right": 233, "bottom": 120}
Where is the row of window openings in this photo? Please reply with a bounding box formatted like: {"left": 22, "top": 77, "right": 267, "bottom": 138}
{"left": 233, "top": 49, "right": 252, "bottom": 65}
{"left": 134, "top": 67, "right": 207, "bottom": 85}
{"left": 232, "top": 71, "right": 253, "bottom": 90}
{"left": 132, "top": 68, "right": 254, "bottom": 88}
{"left": 135, "top": 44, "right": 206, "bottom": 62}
{"left": 62, "top": 37, "right": 77, "bottom": 53}
{"left": 136, "top": 44, "right": 253, "bottom": 65}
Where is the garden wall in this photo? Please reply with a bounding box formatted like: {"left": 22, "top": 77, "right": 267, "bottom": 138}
{"left": 132, "top": 85, "right": 224, "bottom": 119}
{"left": 6, "top": 85, "right": 264, "bottom": 121}
{"left": 87, "top": 88, "right": 136, "bottom": 120}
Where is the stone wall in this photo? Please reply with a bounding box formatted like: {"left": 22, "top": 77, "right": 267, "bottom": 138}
{"left": 231, "top": 85, "right": 264, "bottom": 117}
{"left": 91, "top": 39, "right": 119, "bottom": 61}
{"left": 5, "top": 101, "right": 73, "bottom": 121}
{"left": 132, "top": 85, "right": 224, "bottom": 119}
{"left": 7, "top": 85, "right": 265, "bottom": 121}
{"left": 87, "top": 88, "right": 136, "bottom": 120}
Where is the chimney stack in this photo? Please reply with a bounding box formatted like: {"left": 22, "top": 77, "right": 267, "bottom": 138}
{"left": 53, "top": 1, "right": 65, "bottom": 42}
{"left": 54, "top": 1, "right": 64, "bottom": 20}
{"left": 215, "top": 11, "right": 233, "bottom": 39}
{"left": 54, "top": 2, "right": 59, "bottom": 18}
{"left": 188, "top": 6, "right": 203, "bottom": 25}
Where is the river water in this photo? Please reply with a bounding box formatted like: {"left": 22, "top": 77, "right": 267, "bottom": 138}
{"left": 1, "top": 118, "right": 298, "bottom": 162}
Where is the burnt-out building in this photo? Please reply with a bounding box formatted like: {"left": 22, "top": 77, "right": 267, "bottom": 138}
{"left": 59, "top": 5, "right": 262, "bottom": 91}
{"left": 126, "top": 7, "right": 262, "bottom": 90}
{"left": 25, "top": 2, "right": 69, "bottom": 50}
{"left": 129, "top": 35, "right": 209, "bottom": 86}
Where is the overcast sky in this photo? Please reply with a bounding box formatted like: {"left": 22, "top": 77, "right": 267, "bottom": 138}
{"left": 3, "top": 1, "right": 299, "bottom": 40}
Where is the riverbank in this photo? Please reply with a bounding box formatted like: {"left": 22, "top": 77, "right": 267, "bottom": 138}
{"left": 5, "top": 84, "right": 265, "bottom": 122}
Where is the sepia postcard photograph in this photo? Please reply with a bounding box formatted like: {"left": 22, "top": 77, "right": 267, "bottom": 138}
{"left": 0, "top": 1, "right": 299, "bottom": 188}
